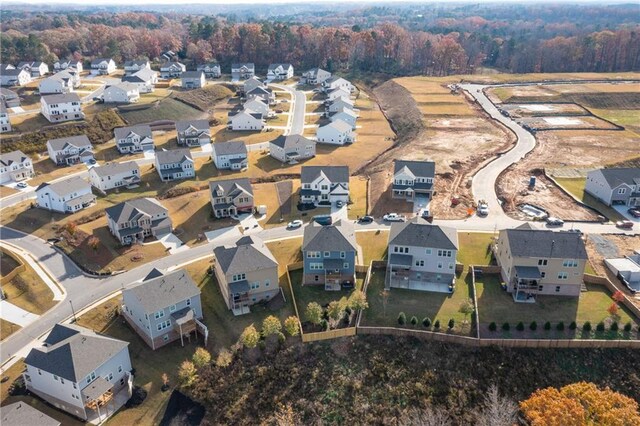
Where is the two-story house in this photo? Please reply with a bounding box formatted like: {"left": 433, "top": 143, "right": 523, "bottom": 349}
{"left": 103, "top": 83, "right": 140, "bottom": 104}
{"left": 181, "top": 71, "right": 206, "bottom": 89}
{"left": 269, "top": 134, "right": 316, "bottom": 163}
{"left": 246, "top": 86, "right": 276, "bottom": 105}
{"left": 122, "top": 68, "right": 158, "bottom": 93}
{"left": 302, "top": 68, "right": 331, "bottom": 85}
{"left": 316, "top": 120, "right": 354, "bottom": 145}
{"left": 17, "top": 61, "right": 50, "bottom": 78}
{"left": 160, "top": 62, "right": 186, "bottom": 79}
{"left": 1, "top": 402, "right": 61, "bottom": 426}
{"left": 208, "top": 178, "right": 254, "bottom": 218}
{"left": 329, "top": 108, "right": 358, "bottom": 129}
{"left": 38, "top": 71, "right": 78, "bottom": 95}
{"left": 106, "top": 197, "right": 172, "bottom": 245}
{"left": 392, "top": 160, "right": 436, "bottom": 203}
{"left": 326, "top": 87, "right": 351, "bottom": 103}
{"left": 327, "top": 97, "right": 355, "bottom": 114}
{"left": 197, "top": 62, "right": 221, "bottom": 78}
{"left": 114, "top": 125, "right": 155, "bottom": 154}
{"left": 585, "top": 167, "right": 640, "bottom": 207}
{"left": 41, "top": 93, "right": 84, "bottom": 123}
{"left": 323, "top": 76, "right": 355, "bottom": 93}
{"left": 300, "top": 165, "right": 349, "bottom": 206}
{"left": 53, "top": 59, "right": 83, "bottom": 73}
{"left": 154, "top": 149, "right": 195, "bottom": 181}
{"left": 46, "top": 135, "right": 94, "bottom": 166}
{"left": 175, "top": 120, "right": 211, "bottom": 147}
{"left": 122, "top": 268, "right": 206, "bottom": 349}
{"left": 23, "top": 323, "right": 132, "bottom": 422}
{"left": 495, "top": 223, "right": 588, "bottom": 301}
{"left": 123, "top": 60, "right": 150, "bottom": 75}
{"left": 90, "top": 58, "right": 117, "bottom": 75}
{"left": 243, "top": 98, "right": 269, "bottom": 118}
{"left": 231, "top": 63, "right": 255, "bottom": 81}
{"left": 212, "top": 141, "right": 248, "bottom": 171}
{"left": 243, "top": 76, "right": 265, "bottom": 95}
{"left": 0, "top": 68, "right": 31, "bottom": 87}
{"left": 228, "top": 110, "right": 265, "bottom": 131}
{"left": 302, "top": 220, "right": 358, "bottom": 290}
{"left": 267, "top": 63, "right": 294, "bottom": 81}
{"left": 0, "top": 101, "right": 11, "bottom": 133}
{"left": 387, "top": 218, "right": 458, "bottom": 292}
{"left": 35, "top": 177, "right": 96, "bottom": 213}
{"left": 1, "top": 87, "right": 20, "bottom": 108}
{"left": 0, "top": 150, "right": 34, "bottom": 184}
{"left": 89, "top": 161, "right": 140, "bottom": 192}
{"left": 213, "top": 235, "right": 279, "bottom": 314}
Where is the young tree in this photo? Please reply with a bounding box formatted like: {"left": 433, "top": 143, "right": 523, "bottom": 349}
{"left": 422, "top": 317, "right": 431, "bottom": 328}
{"left": 410, "top": 316, "right": 418, "bottom": 326}
{"left": 327, "top": 300, "right": 344, "bottom": 321}
{"left": 192, "top": 347, "right": 211, "bottom": 368}
{"left": 88, "top": 236, "right": 100, "bottom": 251}
{"left": 607, "top": 302, "right": 619, "bottom": 318}
{"left": 348, "top": 289, "right": 369, "bottom": 311}
{"left": 239, "top": 324, "right": 260, "bottom": 348}
{"left": 284, "top": 316, "right": 300, "bottom": 336}
{"left": 612, "top": 290, "right": 625, "bottom": 303}
{"left": 161, "top": 372, "right": 170, "bottom": 391}
{"left": 262, "top": 315, "right": 282, "bottom": 337}
{"left": 178, "top": 360, "right": 197, "bottom": 387}
{"left": 458, "top": 298, "right": 474, "bottom": 325}
{"left": 448, "top": 318, "right": 455, "bottom": 329}
{"left": 305, "top": 302, "right": 323, "bottom": 326}
{"left": 398, "top": 312, "right": 406, "bottom": 325}
{"left": 475, "top": 384, "right": 518, "bottom": 426}
{"left": 65, "top": 221, "right": 77, "bottom": 236}
{"left": 398, "top": 406, "right": 452, "bottom": 426}
{"left": 215, "top": 349, "right": 233, "bottom": 368}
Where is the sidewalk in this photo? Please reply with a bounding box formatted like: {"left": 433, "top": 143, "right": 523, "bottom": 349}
{"left": 0, "top": 301, "right": 39, "bottom": 327}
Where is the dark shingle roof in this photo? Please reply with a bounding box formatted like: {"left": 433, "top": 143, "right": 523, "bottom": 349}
{"left": 47, "top": 134, "right": 91, "bottom": 151}
{"left": 394, "top": 160, "right": 436, "bottom": 178}
{"left": 175, "top": 119, "right": 209, "bottom": 133}
{"left": 503, "top": 228, "right": 588, "bottom": 259}
{"left": 90, "top": 161, "right": 138, "bottom": 178}
{"left": 181, "top": 71, "right": 204, "bottom": 79}
{"left": 214, "top": 236, "right": 277, "bottom": 275}
{"left": 25, "top": 323, "right": 128, "bottom": 382}
{"left": 389, "top": 218, "right": 458, "bottom": 250}
{"left": 0, "top": 150, "right": 29, "bottom": 167}
{"left": 271, "top": 134, "right": 315, "bottom": 150}
{"left": 124, "top": 269, "right": 200, "bottom": 314}
{"left": 301, "top": 165, "right": 349, "bottom": 184}
{"left": 1, "top": 402, "right": 61, "bottom": 426}
{"left": 302, "top": 220, "right": 357, "bottom": 252}
{"left": 213, "top": 141, "right": 247, "bottom": 157}
{"left": 594, "top": 168, "right": 640, "bottom": 188}
{"left": 41, "top": 93, "right": 81, "bottom": 105}
{"left": 155, "top": 148, "right": 193, "bottom": 165}
{"left": 209, "top": 178, "right": 253, "bottom": 197}
{"left": 114, "top": 125, "right": 152, "bottom": 141}
{"left": 35, "top": 176, "right": 90, "bottom": 197}
{"left": 105, "top": 198, "right": 167, "bottom": 224}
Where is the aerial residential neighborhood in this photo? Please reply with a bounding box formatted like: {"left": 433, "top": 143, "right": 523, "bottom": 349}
{"left": 0, "top": 1, "right": 638, "bottom": 425}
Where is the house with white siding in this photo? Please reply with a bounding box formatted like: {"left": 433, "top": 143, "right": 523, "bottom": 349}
{"left": 228, "top": 110, "right": 265, "bottom": 131}
{"left": 585, "top": 168, "right": 640, "bottom": 207}
{"left": 330, "top": 109, "right": 357, "bottom": 129}
{"left": 175, "top": 119, "right": 210, "bottom": 147}
{"left": 300, "top": 165, "right": 350, "bottom": 206}
{"left": 197, "top": 62, "right": 221, "bottom": 78}
{"left": 154, "top": 149, "right": 195, "bottom": 181}
{"left": 181, "top": 71, "right": 206, "bottom": 89}
{"left": 243, "top": 77, "right": 265, "bottom": 95}
{"left": 323, "top": 76, "right": 355, "bottom": 93}
{"left": 122, "top": 68, "right": 158, "bottom": 93}
{"left": 160, "top": 62, "right": 186, "bottom": 79}
{"left": 103, "top": 83, "right": 140, "bottom": 104}
{"left": 106, "top": 198, "right": 172, "bottom": 245}
{"left": 326, "top": 87, "right": 351, "bottom": 103}
{"left": 35, "top": 177, "right": 96, "bottom": 213}
{"left": 114, "top": 125, "right": 154, "bottom": 154}
{"left": 392, "top": 160, "right": 436, "bottom": 203}
{"left": 23, "top": 323, "right": 132, "bottom": 422}
{"left": 209, "top": 178, "right": 254, "bottom": 218}
{"left": 54, "top": 59, "right": 83, "bottom": 73}
{"left": 269, "top": 134, "right": 316, "bottom": 163}
{"left": 243, "top": 98, "right": 270, "bottom": 118}
{"left": 0, "top": 150, "right": 34, "bottom": 184}
{"left": 39, "top": 71, "right": 78, "bottom": 95}
{"left": 0, "top": 101, "right": 11, "bottom": 133}
{"left": 0, "top": 68, "right": 32, "bottom": 86}
{"left": 231, "top": 63, "right": 255, "bottom": 81}
{"left": 123, "top": 60, "right": 150, "bottom": 75}
{"left": 327, "top": 97, "right": 355, "bottom": 114}
{"left": 316, "top": 119, "right": 354, "bottom": 145}
{"left": 17, "top": 61, "right": 50, "bottom": 77}
{"left": 89, "top": 161, "right": 140, "bottom": 192}
{"left": 302, "top": 68, "right": 331, "bottom": 85}
{"left": 47, "top": 135, "right": 93, "bottom": 166}
{"left": 212, "top": 141, "right": 248, "bottom": 171}
{"left": 246, "top": 86, "right": 275, "bottom": 105}
{"left": 90, "top": 58, "right": 117, "bottom": 75}
{"left": 267, "top": 63, "right": 294, "bottom": 81}
{"left": 41, "top": 93, "right": 84, "bottom": 123}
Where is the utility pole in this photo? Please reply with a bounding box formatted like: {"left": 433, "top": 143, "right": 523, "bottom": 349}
{"left": 69, "top": 300, "right": 77, "bottom": 323}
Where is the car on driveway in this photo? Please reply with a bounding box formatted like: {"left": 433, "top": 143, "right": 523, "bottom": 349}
{"left": 358, "top": 215, "right": 374, "bottom": 224}
{"left": 616, "top": 220, "right": 634, "bottom": 229}
{"left": 628, "top": 207, "right": 640, "bottom": 218}
{"left": 287, "top": 220, "right": 303, "bottom": 229}
{"left": 546, "top": 217, "right": 564, "bottom": 227}
{"left": 16, "top": 182, "right": 28, "bottom": 189}
{"left": 383, "top": 213, "right": 406, "bottom": 222}
{"left": 312, "top": 215, "right": 333, "bottom": 226}
{"left": 477, "top": 201, "right": 489, "bottom": 217}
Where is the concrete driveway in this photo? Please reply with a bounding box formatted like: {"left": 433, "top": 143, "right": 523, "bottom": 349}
{"left": 0, "top": 301, "right": 40, "bottom": 327}
{"left": 157, "top": 233, "right": 188, "bottom": 254}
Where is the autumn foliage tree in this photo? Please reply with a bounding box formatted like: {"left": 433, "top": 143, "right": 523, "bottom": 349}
{"left": 239, "top": 324, "right": 260, "bottom": 348}
{"left": 520, "top": 382, "right": 640, "bottom": 426}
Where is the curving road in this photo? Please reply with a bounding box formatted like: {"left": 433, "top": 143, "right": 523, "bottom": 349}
{"left": 270, "top": 83, "right": 306, "bottom": 135}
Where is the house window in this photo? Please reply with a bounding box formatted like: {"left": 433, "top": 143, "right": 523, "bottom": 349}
{"left": 538, "top": 285, "right": 544, "bottom": 291}
{"left": 157, "top": 320, "right": 171, "bottom": 331}
{"left": 118, "top": 365, "right": 123, "bottom": 373}
{"left": 426, "top": 249, "right": 432, "bottom": 255}
{"left": 163, "top": 335, "right": 169, "bottom": 341}
{"left": 186, "top": 299, "right": 191, "bottom": 306}
{"left": 437, "top": 250, "right": 452, "bottom": 257}
{"left": 264, "top": 280, "right": 270, "bottom": 287}
{"left": 556, "top": 286, "right": 561, "bottom": 292}
{"left": 61, "top": 378, "right": 65, "bottom": 384}
{"left": 310, "top": 263, "right": 323, "bottom": 270}
{"left": 54, "top": 375, "right": 59, "bottom": 381}
{"left": 563, "top": 259, "right": 578, "bottom": 268}
{"left": 307, "top": 251, "right": 320, "bottom": 258}
{"left": 324, "top": 251, "right": 330, "bottom": 257}
{"left": 107, "top": 373, "right": 114, "bottom": 381}
{"left": 617, "top": 188, "right": 626, "bottom": 194}
{"left": 73, "top": 383, "right": 77, "bottom": 389}
{"left": 38, "top": 369, "right": 42, "bottom": 375}
{"left": 448, "top": 263, "right": 454, "bottom": 270}
{"left": 343, "top": 263, "right": 349, "bottom": 269}
{"left": 170, "top": 304, "right": 176, "bottom": 313}
{"left": 87, "top": 371, "right": 96, "bottom": 384}
{"left": 232, "top": 273, "right": 246, "bottom": 282}
{"left": 437, "top": 262, "right": 443, "bottom": 269}
{"left": 340, "top": 251, "right": 345, "bottom": 259}
{"left": 415, "top": 260, "right": 424, "bottom": 267}
{"left": 538, "top": 259, "right": 548, "bottom": 266}
{"left": 541, "top": 271, "right": 546, "bottom": 278}
{"left": 558, "top": 272, "right": 568, "bottom": 280}
{"left": 154, "top": 310, "right": 164, "bottom": 319}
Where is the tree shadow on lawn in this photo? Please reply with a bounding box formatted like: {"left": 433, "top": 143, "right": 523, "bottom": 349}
{"left": 3, "top": 204, "right": 65, "bottom": 237}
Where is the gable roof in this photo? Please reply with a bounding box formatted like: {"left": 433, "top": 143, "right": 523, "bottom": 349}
{"left": 270, "top": 134, "right": 315, "bottom": 150}
{"left": 181, "top": 71, "right": 204, "bottom": 79}
{"left": 114, "top": 124, "right": 152, "bottom": 141}
{"left": 35, "top": 176, "right": 90, "bottom": 197}
{"left": 394, "top": 160, "right": 436, "bottom": 178}
{"left": 1, "top": 402, "right": 61, "bottom": 426}
{"left": 155, "top": 148, "right": 193, "bottom": 165}
{"left": 124, "top": 269, "right": 200, "bottom": 314}
{"left": 268, "top": 63, "right": 293, "bottom": 71}
{"left": 123, "top": 60, "right": 149, "bottom": 67}
{"left": 91, "top": 58, "right": 114, "bottom": 66}
{"left": 175, "top": 119, "right": 209, "bottom": 133}
{"left": 303, "top": 220, "right": 357, "bottom": 252}
{"left": 389, "top": 218, "right": 458, "bottom": 250}
{"left": 503, "top": 228, "right": 588, "bottom": 259}
{"left": 332, "top": 109, "right": 357, "bottom": 119}
{"left": 105, "top": 197, "right": 167, "bottom": 224}
{"left": 197, "top": 62, "right": 220, "bottom": 69}
{"left": 214, "top": 235, "right": 277, "bottom": 276}
{"left": 232, "top": 63, "right": 255, "bottom": 70}
{"left": 41, "top": 93, "right": 81, "bottom": 105}
{"left": 213, "top": 140, "right": 247, "bottom": 157}
{"left": 208, "top": 177, "right": 253, "bottom": 197}
{"left": 90, "top": 161, "right": 138, "bottom": 178}
{"left": 105, "top": 82, "right": 138, "bottom": 93}
{"left": 47, "top": 134, "right": 91, "bottom": 151}
{"left": 320, "top": 119, "right": 352, "bottom": 134}
{"left": 230, "top": 109, "right": 263, "bottom": 121}
{"left": 24, "top": 323, "right": 128, "bottom": 382}
{"left": 122, "top": 68, "right": 157, "bottom": 83}
{"left": 330, "top": 97, "right": 354, "bottom": 107}
{"left": 326, "top": 76, "right": 351, "bottom": 86}
{"left": 592, "top": 167, "right": 640, "bottom": 188}
{"left": 0, "top": 150, "right": 29, "bottom": 167}
{"left": 301, "top": 165, "right": 349, "bottom": 183}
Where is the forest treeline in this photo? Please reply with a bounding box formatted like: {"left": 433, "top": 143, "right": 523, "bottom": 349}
{"left": 1, "top": 6, "right": 639, "bottom": 76}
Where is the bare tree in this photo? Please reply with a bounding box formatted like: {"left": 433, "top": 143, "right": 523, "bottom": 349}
{"left": 398, "top": 406, "right": 452, "bottom": 426}
{"left": 475, "top": 384, "right": 518, "bottom": 426}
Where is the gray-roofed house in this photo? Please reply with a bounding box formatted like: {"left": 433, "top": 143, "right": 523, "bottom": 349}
{"left": 23, "top": 323, "right": 132, "bottom": 421}
{"left": 40, "top": 93, "right": 84, "bottom": 123}
{"left": 266, "top": 63, "right": 294, "bottom": 81}
{"left": 90, "top": 58, "right": 117, "bottom": 75}
{"left": 246, "top": 86, "right": 275, "bottom": 105}
{"left": 88, "top": 161, "right": 140, "bottom": 192}
{"left": 584, "top": 167, "right": 640, "bottom": 207}
{"left": 0, "top": 101, "right": 11, "bottom": 132}
{"left": 53, "top": 59, "right": 83, "bottom": 73}
{"left": 197, "top": 62, "right": 221, "bottom": 78}
{"left": 213, "top": 235, "right": 279, "bottom": 314}
{"left": 35, "top": 176, "right": 96, "bottom": 213}
{"left": 0, "top": 150, "right": 34, "bottom": 184}
{"left": 46, "top": 135, "right": 94, "bottom": 166}
{"left": 114, "top": 125, "right": 154, "bottom": 154}
{"left": 211, "top": 141, "right": 248, "bottom": 171}
{"left": 122, "top": 268, "right": 207, "bottom": 349}
{"left": 242, "top": 76, "right": 265, "bottom": 95}
{"left": 175, "top": 119, "right": 211, "bottom": 147}
{"left": 228, "top": 109, "right": 265, "bottom": 131}
{"left": 122, "top": 68, "right": 158, "bottom": 93}
{"left": 322, "top": 76, "right": 355, "bottom": 93}
{"left": 154, "top": 148, "right": 195, "bottom": 181}
{"left": 302, "top": 220, "right": 358, "bottom": 289}
{"left": 302, "top": 67, "right": 331, "bottom": 85}
{"left": 387, "top": 218, "right": 458, "bottom": 292}
{"left": 329, "top": 108, "right": 357, "bottom": 129}
{"left": 231, "top": 63, "right": 255, "bottom": 81}
{"left": 269, "top": 134, "right": 316, "bottom": 163}
{"left": 106, "top": 197, "right": 172, "bottom": 245}
{"left": 17, "top": 61, "right": 50, "bottom": 77}
{"left": 327, "top": 97, "right": 355, "bottom": 114}
{"left": 243, "top": 98, "right": 270, "bottom": 118}
{"left": 208, "top": 178, "right": 254, "bottom": 218}
{"left": 0, "top": 67, "right": 31, "bottom": 87}
{"left": 181, "top": 71, "right": 206, "bottom": 89}
{"left": 495, "top": 224, "right": 588, "bottom": 301}
{"left": 160, "top": 61, "right": 186, "bottom": 79}
{"left": 392, "top": 159, "right": 436, "bottom": 203}
{"left": 300, "top": 165, "right": 349, "bottom": 206}
{"left": 325, "top": 87, "right": 351, "bottom": 103}
{"left": 1, "top": 402, "right": 61, "bottom": 426}
{"left": 316, "top": 119, "right": 354, "bottom": 145}
{"left": 1, "top": 87, "right": 20, "bottom": 108}
{"left": 103, "top": 82, "right": 140, "bottom": 104}
{"left": 123, "top": 60, "right": 150, "bottom": 75}
{"left": 39, "top": 70, "right": 79, "bottom": 95}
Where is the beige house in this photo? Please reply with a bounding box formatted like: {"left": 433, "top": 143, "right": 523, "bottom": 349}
{"left": 212, "top": 235, "right": 279, "bottom": 315}
{"left": 495, "top": 224, "right": 587, "bottom": 302}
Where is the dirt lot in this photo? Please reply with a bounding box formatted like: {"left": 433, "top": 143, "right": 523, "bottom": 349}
{"left": 500, "top": 103, "right": 589, "bottom": 117}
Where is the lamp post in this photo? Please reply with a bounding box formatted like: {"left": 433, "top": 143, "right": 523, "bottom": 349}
{"left": 69, "top": 300, "right": 77, "bottom": 323}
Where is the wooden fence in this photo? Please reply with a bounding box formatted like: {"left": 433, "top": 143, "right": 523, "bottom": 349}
{"left": 584, "top": 273, "right": 640, "bottom": 319}
{"left": 0, "top": 247, "right": 26, "bottom": 286}
{"left": 303, "top": 327, "right": 357, "bottom": 343}
{"left": 469, "top": 266, "right": 481, "bottom": 339}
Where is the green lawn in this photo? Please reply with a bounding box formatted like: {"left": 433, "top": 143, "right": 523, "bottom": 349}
{"left": 117, "top": 98, "right": 205, "bottom": 125}
{"left": 289, "top": 269, "right": 364, "bottom": 319}
{"left": 457, "top": 232, "right": 495, "bottom": 266}
{"left": 554, "top": 177, "right": 626, "bottom": 221}
{"left": 356, "top": 230, "right": 389, "bottom": 266}
{"left": 476, "top": 274, "right": 639, "bottom": 339}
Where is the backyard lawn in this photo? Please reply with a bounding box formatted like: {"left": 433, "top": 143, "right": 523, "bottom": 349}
{"left": 356, "top": 230, "right": 388, "bottom": 266}
{"left": 554, "top": 177, "right": 626, "bottom": 221}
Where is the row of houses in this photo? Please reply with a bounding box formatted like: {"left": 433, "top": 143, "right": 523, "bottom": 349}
{"left": 316, "top": 75, "right": 359, "bottom": 145}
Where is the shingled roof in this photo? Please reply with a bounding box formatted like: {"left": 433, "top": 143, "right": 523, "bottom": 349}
{"left": 214, "top": 235, "right": 277, "bottom": 276}
{"left": 123, "top": 269, "right": 200, "bottom": 314}
{"left": 503, "top": 228, "right": 588, "bottom": 259}
{"left": 301, "top": 165, "right": 349, "bottom": 184}
{"left": 389, "top": 218, "right": 458, "bottom": 250}
{"left": 302, "top": 220, "right": 357, "bottom": 252}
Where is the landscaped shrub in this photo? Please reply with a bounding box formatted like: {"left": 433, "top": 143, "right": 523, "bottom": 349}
{"left": 583, "top": 321, "right": 592, "bottom": 332}
{"left": 556, "top": 321, "right": 565, "bottom": 331}
{"left": 320, "top": 319, "right": 329, "bottom": 331}
{"left": 434, "top": 320, "right": 441, "bottom": 330}
{"left": 596, "top": 322, "right": 605, "bottom": 332}
{"left": 529, "top": 321, "right": 537, "bottom": 331}
{"left": 489, "top": 322, "right": 497, "bottom": 331}
{"left": 448, "top": 319, "right": 455, "bottom": 329}
{"left": 610, "top": 322, "right": 618, "bottom": 332}
{"left": 410, "top": 316, "right": 418, "bottom": 326}
{"left": 277, "top": 331, "right": 286, "bottom": 344}
{"left": 422, "top": 317, "right": 431, "bottom": 328}
{"left": 516, "top": 322, "right": 525, "bottom": 331}
{"left": 544, "top": 321, "right": 551, "bottom": 331}
{"left": 398, "top": 312, "right": 406, "bottom": 325}
{"left": 624, "top": 322, "right": 632, "bottom": 332}
{"left": 569, "top": 321, "right": 577, "bottom": 330}
{"left": 502, "top": 322, "right": 510, "bottom": 331}
{"left": 342, "top": 312, "right": 350, "bottom": 325}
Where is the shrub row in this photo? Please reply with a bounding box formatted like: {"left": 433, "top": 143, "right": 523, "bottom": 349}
{"left": 398, "top": 312, "right": 455, "bottom": 330}
{"left": 488, "top": 321, "right": 635, "bottom": 333}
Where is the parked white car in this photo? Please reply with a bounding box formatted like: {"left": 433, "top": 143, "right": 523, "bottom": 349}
{"left": 287, "top": 220, "right": 303, "bottom": 229}
{"left": 477, "top": 200, "right": 489, "bottom": 216}
{"left": 383, "top": 213, "right": 406, "bottom": 222}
